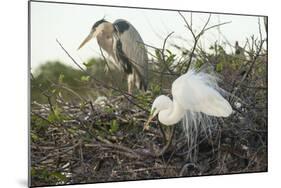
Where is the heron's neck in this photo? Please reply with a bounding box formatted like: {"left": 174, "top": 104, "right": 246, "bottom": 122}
{"left": 97, "top": 34, "right": 114, "bottom": 56}
{"left": 158, "top": 99, "right": 185, "bottom": 126}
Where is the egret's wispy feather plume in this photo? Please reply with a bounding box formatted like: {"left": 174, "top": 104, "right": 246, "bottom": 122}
{"left": 182, "top": 110, "right": 218, "bottom": 162}
{"left": 174, "top": 68, "right": 232, "bottom": 161}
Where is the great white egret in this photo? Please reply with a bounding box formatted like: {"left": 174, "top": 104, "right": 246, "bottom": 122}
{"left": 144, "top": 68, "right": 232, "bottom": 130}
{"left": 144, "top": 68, "right": 232, "bottom": 161}
{"left": 78, "top": 19, "right": 148, "bottom": 94}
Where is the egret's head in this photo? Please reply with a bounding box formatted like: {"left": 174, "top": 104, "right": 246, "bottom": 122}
{"left": 144, "top": 95, "right": 172, "bottom": 130}
{"left": 77, "top": 19, "right": 112, "bottom": 50}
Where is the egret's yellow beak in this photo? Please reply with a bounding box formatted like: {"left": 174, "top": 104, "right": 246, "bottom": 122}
{"left": 77, "top": 30, "right": 96, "bottom": 50}
{"left": 143, "top": 115, "right": 155, "bottom": 131}
{"left": 143, "top": 108, "right": 157, "bottom": 131}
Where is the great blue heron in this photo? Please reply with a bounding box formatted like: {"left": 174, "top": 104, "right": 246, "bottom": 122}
{"left": 78, "top": 19, "right": 148, "bottom": 94}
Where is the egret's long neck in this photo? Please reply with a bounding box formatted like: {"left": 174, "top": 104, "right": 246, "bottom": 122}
{"left": 158, "top": 99, "right": 185, "bottom": 126}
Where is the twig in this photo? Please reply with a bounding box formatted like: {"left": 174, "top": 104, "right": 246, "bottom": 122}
{"left": 178, "top": 12, "right": 231, "bottom": 73}
{"left": 231, "top": 39, "right": 265, "bottom": 99}
{"left": 154, "top": 126, "right": 175, "bottom": 157}
{"left": 99, "top": 46, "right": 112, "bottom": 73}
{"left": 161, "top": 32, "right": 176, "bottom": 76}
{"left": 34, "top": 141, "right": 80, "bottom": 164}
{"left": 204, "top": 21, "right": 232, "bottom": 33}
{"left": 55, "top": 84, "right": 86, "bottom": 101}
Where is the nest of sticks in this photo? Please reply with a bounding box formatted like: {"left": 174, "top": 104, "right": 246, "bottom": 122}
{"left": 30, "top": 90, "right": 267, "bottom": 186}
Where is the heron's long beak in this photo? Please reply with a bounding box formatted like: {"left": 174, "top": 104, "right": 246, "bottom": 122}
{"left": 77, "top": 30, "right": 96, "bottom": 50}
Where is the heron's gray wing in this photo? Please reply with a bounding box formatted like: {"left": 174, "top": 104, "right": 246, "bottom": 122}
{"left": 113, "top": 19, "right": 148, "bottom": 87}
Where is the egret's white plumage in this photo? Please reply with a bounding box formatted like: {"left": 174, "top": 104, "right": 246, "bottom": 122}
{"left": 146, "top": 68, "right": 232, "bottom": 161}
{"left": 151, "top": 69, "right": 232, "bottom": 126}
{"left": 172, "top": 69, "right": 232, "bottom": 117}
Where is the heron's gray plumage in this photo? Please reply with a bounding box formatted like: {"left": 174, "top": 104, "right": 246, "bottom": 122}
{"left": 114, "top": 20, "right": 130, "bottom": 33}
{"left": 113, "top": 19, "right": 148, "bottom": 91}
{"left": 115, "top": 39, "right": 133, "bottom": 74}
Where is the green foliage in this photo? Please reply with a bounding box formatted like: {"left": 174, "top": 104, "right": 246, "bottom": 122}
{"left": 31, "top": 59, "right": 128, "bottom": 104}
{"left": 154, "top": 49, "right": 177, "bottom": 70}
{"left": 165, "top": 49, "right": 176, "bottom": 66}
{"left": 31, "top": 168, "right": 67, "bottom": 185}
{"left": 33, "top": 61, "right": 83, "bottom": 87}
{"left": 31, "top": 132, "right": 40, "bottom": 142}
{"left": 155, "top": 49, "right": 162, "bottom": 61}
{"left": 135, "top": 91, "right": 153, "bottom": 111}
{"left": 31, "top": 115, "right": 49, "bottom": 143}
{"left": 150, "top": 83, "right": 161, "bottom": 97}
{"left": 31, "top": 61, "right": 85, "bottom": 103}
{"left": 47, "top": 105, "right": 65, "bottom": 123}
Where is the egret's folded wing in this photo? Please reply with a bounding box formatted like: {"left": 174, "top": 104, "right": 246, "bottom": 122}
{"left": 172, "top": 70, "right": 232, "bottom": 117}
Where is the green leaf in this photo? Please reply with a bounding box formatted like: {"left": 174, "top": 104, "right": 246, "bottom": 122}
{"left": 104, "top": 106, "right": 114, "bottom": 113}
{"left": 83, "top": 60, "right": 96, "bottom": 68}
{"left": 47, "top": 105, "right": 63, "bottom": 122}
{"left": 166, "top": 54, "right": 176, "bottom": 64}
{"left": 151, "top": 84, "right": 161, "bottom": 96}
{"left": 51, "top": 172, "right": 67, "bottom": 182}
{"left": 166, "top": 49, "right": 173, "bottom": 55}
{"left": 31, "top": 115, "right": 49, "bottom": 131}
{"left": 47, "top": 112, "right": 57, "bottom": 123}
{"left": 194, "top": 60, "right": 204, "bottom": 69}
{"left": 31, "top": 132, "right": 39, "bottom": 141}
{"left": 216, "top": 62, "right": 223, "bottom": 72}
{"left": 31, "top": 168, "right": 36, "bottom": 177}
{"left": 81, "top": 75, "right": 90, "bottom": 81}
{"left": 109, "top": 120, "right": 119, "bottom": 134}
{"left": 155, "top": 49, "right": 162, "bottom": 60}
{"left": 58, "top": 74, "right": 64, "bottom": 83}
{"left": 54, "top": 106, "right": 61, "bottom": 117}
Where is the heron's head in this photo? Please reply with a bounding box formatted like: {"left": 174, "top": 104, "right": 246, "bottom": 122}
{"left": 77, "top": 19, "right": 113, "bottom": 50}
{"left": 144, "top": 95, "right": 172, "bottom": 130}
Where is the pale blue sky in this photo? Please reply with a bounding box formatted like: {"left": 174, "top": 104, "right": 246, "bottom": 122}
{"left": 30, "top": 1, "right": 266, "bottom": 72}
